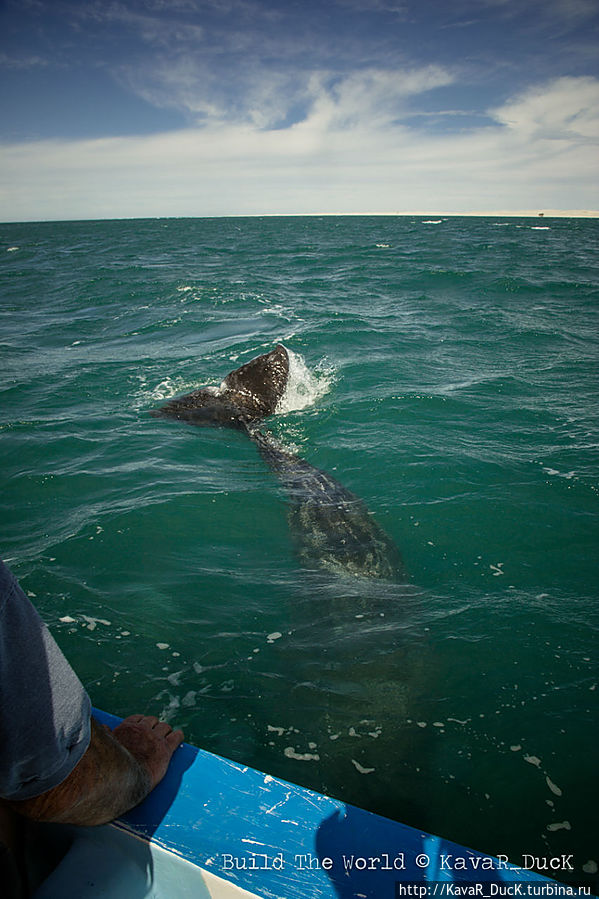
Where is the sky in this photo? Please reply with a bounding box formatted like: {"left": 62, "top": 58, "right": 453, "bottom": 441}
{"left": 0, "top": 0, "right": 598, "bottom": 221}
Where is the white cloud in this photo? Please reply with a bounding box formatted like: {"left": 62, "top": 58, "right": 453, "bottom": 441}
{"left": 491, "top": 76, "right": 599, "bottom": 141}
{"left": 118, "top": 56, "right": 309, "bottom": 128}
{"left": 119, "top": 59, "right": 455, "bottom": 131}
{"left": 307, "top": 67, "right": 455, "bottom": 130}
{"left": 1, "top": 75, "right": 597, "bottom": 220}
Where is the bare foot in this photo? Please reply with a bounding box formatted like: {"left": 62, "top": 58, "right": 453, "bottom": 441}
{"left": 112, "top": 715, "right": 184, "bottom": 790}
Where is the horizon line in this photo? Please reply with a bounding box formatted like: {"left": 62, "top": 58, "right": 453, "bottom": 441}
{"left": 2, "top": 210, "right": 598, "bottom": 226}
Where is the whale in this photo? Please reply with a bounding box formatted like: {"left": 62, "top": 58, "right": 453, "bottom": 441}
{"left": 151, "top": 347, "right": 430, "bottom": 823}
{"left": 152, "top": 345, "right": 402, "bottom": 579}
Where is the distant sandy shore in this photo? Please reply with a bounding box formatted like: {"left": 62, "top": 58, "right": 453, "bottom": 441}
{"left": 349, "top": 210, "right": 599, "bottom": 219}
{"left": 256, "top": 210, "right": 599, "bottom": 219}
{"left": 412, "top": 210, "right": 599, "bottom": 219}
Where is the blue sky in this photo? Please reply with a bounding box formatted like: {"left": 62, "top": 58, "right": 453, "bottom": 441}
{"left": 1, "top": 0, "right": 598, "bottom": 221}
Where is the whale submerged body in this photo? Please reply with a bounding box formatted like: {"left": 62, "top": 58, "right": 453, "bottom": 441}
{"left": 152, "top": 345, "right": 402, "bottom": 579}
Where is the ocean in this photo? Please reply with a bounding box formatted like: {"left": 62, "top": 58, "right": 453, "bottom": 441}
{"left": 1, "top": 215, "right": 597, "bottom": 887}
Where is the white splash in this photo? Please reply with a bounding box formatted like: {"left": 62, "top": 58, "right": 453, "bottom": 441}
{"left": 149, "top": 377, "right": 191, "bottom": 402}
{"left": 276, "top": 348, "right": 333, "bottom": 415}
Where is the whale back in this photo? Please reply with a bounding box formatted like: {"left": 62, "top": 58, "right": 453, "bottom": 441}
{"left": 152, "top": 344, "right": 289, "bottom": 428}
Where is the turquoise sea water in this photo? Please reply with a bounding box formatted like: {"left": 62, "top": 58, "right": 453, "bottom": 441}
{"left": 1, "top": 216, "right": 597, "bottom": 887}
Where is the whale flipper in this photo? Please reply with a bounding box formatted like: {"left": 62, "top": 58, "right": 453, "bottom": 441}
{"left": 151, "top": 344, "right": 289, "bottom": 427}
